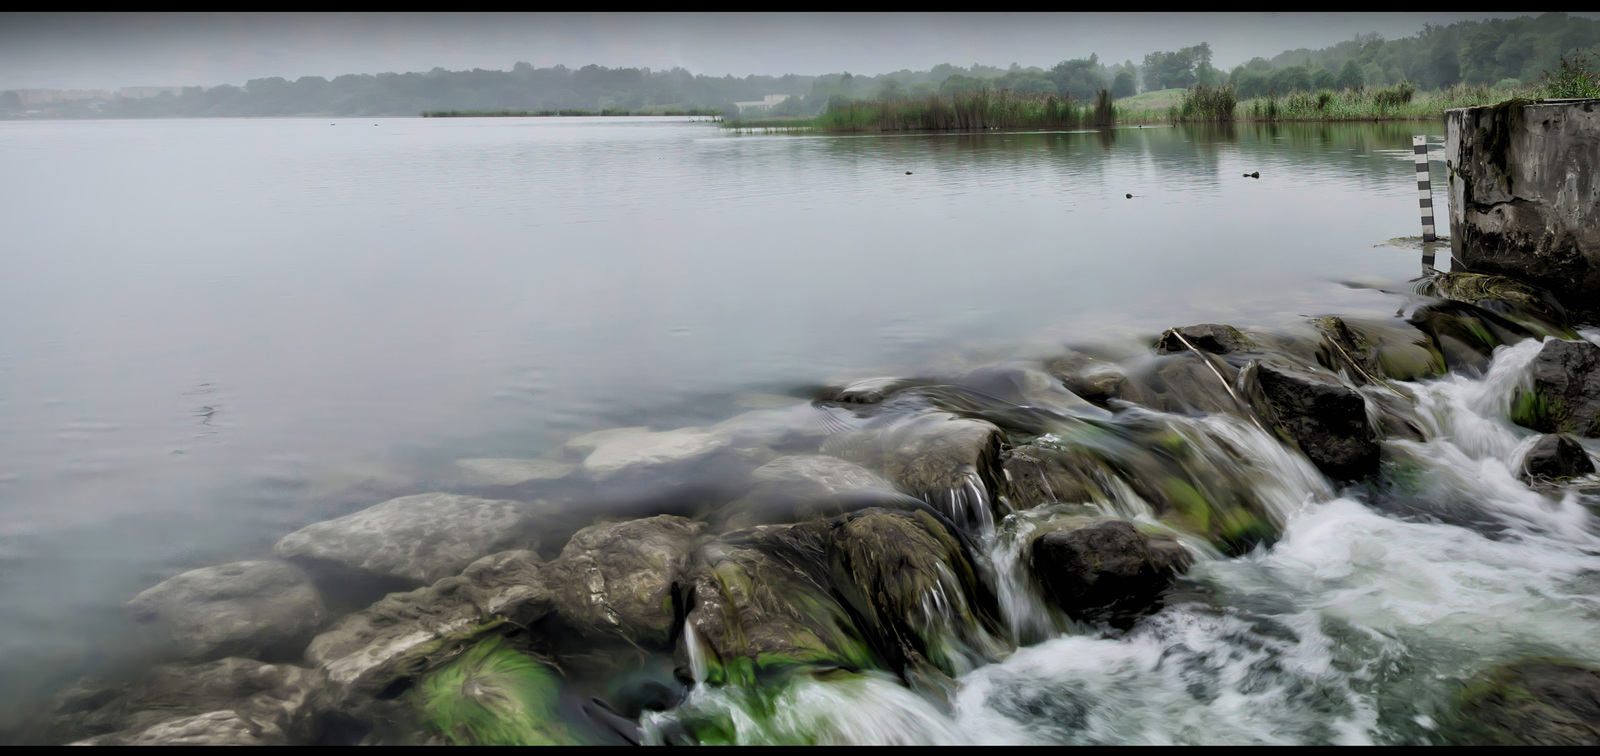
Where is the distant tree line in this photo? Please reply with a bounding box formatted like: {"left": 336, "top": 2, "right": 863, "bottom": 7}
{"left": 3, "top": 13, "right": 1596, "bottom": 120}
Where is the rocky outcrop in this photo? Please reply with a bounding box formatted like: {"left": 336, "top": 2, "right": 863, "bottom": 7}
{"left": 1246, "top": 362, "right": 1379, "bottom": 479}
{"left": 304, "top": 550, "right": 550, "bottom": 707}
{"left": 1029, "top": 519, "right": 1191, "bottom": 621}
{"left": 1445, "top": 101, "right": 1600, "bottom": 322}
{"left": 1450, "top": 659, "right": 1600, "bottom": 745}
{"left": 127, "top": 560, "right": 326, "bottom": 662}
{"left": 1521, "top": 434, "right": 1596, "bottom": 481}
{"left": 62, "top": 658, "right": 326, "bottom": 745}
{"left": 274, "top": 493, "right": 539, "bottom": 585}
{"left": 1513, "top": 338, "right": 1600, "bottom": 437}
{"left": 544, "top": 516, "right": 705, "bottom": 648}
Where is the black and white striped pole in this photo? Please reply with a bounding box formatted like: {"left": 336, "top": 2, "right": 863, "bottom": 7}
{"left": 1414, "top": 136, "right": 1436, "bottom": 243}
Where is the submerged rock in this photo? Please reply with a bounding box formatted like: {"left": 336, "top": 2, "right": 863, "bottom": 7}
{"left": 1154, "top": 353, "right": 1243, "bottom": 416}
{"left": 1155, "top": 323, "right": 1254, "bottom": 356}
{"left": 818, "top": 376, "right": 914, "bottom": 404}
{"left": 544, "top": 516, "right": 705, "bottom": 648}
{"left": 1046, "top": 352, "right": 1162, "bottom": 411}
{"left": 1520, "top": 434, "right": 1595, "bottom": 482}
{"left": 1514, "top": 338, "right": 1600, "bottom": 437}
{"left": 274, "top": 493, "right": 539, "bottom": 585}
{"left": 1029, "top": 519, "right": 1191, "bottom": 621}
{"left": 1247, "top": 362, "right": 1379, "bottom": 480}
{"left": 304, "top": 550, "right": 550, "bottom": 707}
{"left": 127, "top": 559, "right": 326, "bottom": 662}
{"left": 713, "top": 455, "right": 923, "bottom": 528}
{"left": 63, "top": 658, "right": 326, "bottom": 745}
{"left": 1310, "top": 315, "right": 1444, "bottom": 384}
{"left": 1450, "top": 659, "right": 1600, "bottom": 745}
{"left": 453, "top": 458, "right": 575, "bottom": 487}
{"left": 1427, "top": 272, "right": 1568, "bottom": 326}
{"left": 578, "top": 427, "right": 729, "bottom": 481}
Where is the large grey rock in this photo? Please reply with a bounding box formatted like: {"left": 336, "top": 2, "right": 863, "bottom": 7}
{"left": 1521, "top": 434, "right": 1596, "bottom": 481}
{"left": 1446, "top": 100, "right": 1600, "bottom": 321}
{"left": 1154, "top": 353, "right": 1244, "bottom": 416}
{"left": 127, "top": 560, "right": 326, "bottom": 662}
{"left": 274, "top": 493, "right": 538, "bottom": 584}
{"left": 304, "top": 550, "right": 550, "bottom": 707}
{"left": 578, "top": 427, "right": 729, "bottom": 481}
{"left": 544, "top": 516, "right": 705, "bottom": 648}
{"left": 61, "top": 658, "right": 326, "bottom": 745}
{"left": 1451, "top": 659, "right": 1600, "bottom": 745}
{"left": 1248, "top": 362, "right": 1380, "bottom": 480}
{"left": 1516, "top": 338, "right": 1600, "bottom": 437}
{"left": 1047, "top": 352, "right": 1162, "bottom": 411}
{"left": 1029, "top": 519, "right": 1191, "bottom": 622}
{"left": 711, "top": 455, "right": 925, "bottom": 528}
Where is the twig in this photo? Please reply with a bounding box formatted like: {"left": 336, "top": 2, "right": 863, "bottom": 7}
{"left": 1168, "top": 329, "right": 1273, "bottom": 436}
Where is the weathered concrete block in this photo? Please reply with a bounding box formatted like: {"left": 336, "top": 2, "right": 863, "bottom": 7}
{"left": 1445, "top": 100, "right": 1600, "bottom": 320}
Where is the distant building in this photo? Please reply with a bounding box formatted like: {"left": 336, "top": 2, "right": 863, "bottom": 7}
{"left": 733, "top": 94, "right": 793, "bottom": 113}
{"left": 119, "top": 86, "right": 183, "bottom": 99}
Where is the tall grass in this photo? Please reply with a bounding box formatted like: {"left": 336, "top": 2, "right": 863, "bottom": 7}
{"left": 1539, "top": 52, "right": 1600, "bottom": 99}
{"left": 724, "top": 88, "right": 1117, "bottom": 133}
{"left": 1170, "top": 85, "right": 1238, "bottom": 122}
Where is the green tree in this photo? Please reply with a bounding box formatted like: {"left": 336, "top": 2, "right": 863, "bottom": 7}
{"left": 1112, "top": 70, "right": 1137, "bottom": 98}
{"left": 1336, "top": 59, "right": 1365, "bottom": 90}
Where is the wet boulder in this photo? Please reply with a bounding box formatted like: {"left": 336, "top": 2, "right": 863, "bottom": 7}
{"left": 998, "top": 444, "right": 1105, "bottom": 509}
{"left": 1155, "top": 323, "right": 1254, "bottom": 356}
{"left": 275, "top": 493, "right": 540, "bottom": 585}
{"left": 1311, "top": 316, "right": 1444, "bottom": 384}
{"left": 821, "top": 412, "right": 1004, "bottom": 529}
{"left": 1426, "top": 272, "right": 1569, "bottom": 329}
{"left": 1450, "top": 659, "right": 1600, "bottom": 745}
{"left": 680, "top": 508, "right": 997, "bottom": 686}
{"left": 1514, "top": 338, "right": 1600, "bottom": 437}
{"left": 1247, "top": 362, "right": 1379, "bottom": 480}
{"left": 1153, "top": 353, "right": 1244, "bottom": 416}
{"left": 62, "top": 658, "right": 327, "bottom": 745}
{"left": 1047, "top": 352, "right": 1162, "bottom": 411}
{"left": 304, "top": 550, "right": 551, "bottom": 708}
{"left": 713, "top": 455, "right": 924, "bottom": 528}
{"left": 681, "top": 523, "right": 875, "bottom": 684}
{"left": 1029, "top": 519, "right": 1191, "bottom": 622}
{"left": 955, "top": 363, "right": 1106, "bottom": 416}
{"left": 817, "top": 376, "right": 915, "bottom": 405}
{"left": 544, "top": 516, "right": 705, "bottom": 648}
{"left": 127, "top": 559, "right": 326, "bottom": 662}
{"left": 1520, "top": 434, "right": 1595, "bottom": 482}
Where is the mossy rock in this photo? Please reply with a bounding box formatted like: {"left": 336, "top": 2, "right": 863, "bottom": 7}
{"left": 413, "top": 637, "right": 579, "bottom": 746}
{"left": 1447, "top": 658, "right": 1600, "bottom": 745}
{"left": 1426, "top": 272, "right": 1569, "bottom": 327}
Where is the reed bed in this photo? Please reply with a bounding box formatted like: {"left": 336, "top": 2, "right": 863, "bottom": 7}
{"left": 724, "top": 89, "right": 1117, "bottom": 133}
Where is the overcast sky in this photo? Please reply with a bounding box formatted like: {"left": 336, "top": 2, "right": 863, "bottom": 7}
{"left": 0, "top": 12, "right": 1588, "bottom": 91}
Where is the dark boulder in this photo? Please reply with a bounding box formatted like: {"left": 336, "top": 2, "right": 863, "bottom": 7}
{"left": 1310, "top": 316, "right": 1444, "bottom": 384}
{"left": 1247, "top": 362, "right": 1380, "bottom": 480}
{"left": 820, "top": 412, "right": 1004, "bottom": 529}
{"left": 1514, "top": 338, "right": 1600, "bottom": 437}
{"left": 1520, "top": 434, "right": 1595, "bottom": 482}
{"left": 1450, "top": 659, "right": 1600, "bottom": 745}
{"left": 1029, "top": 519, "right": 1191, "bottom": 622}
{"left": 1154, "top": 353, "right": 1245, "bottom": 416}
{"left": 1156, "top": 323, "right": 1254, "bottom": 356}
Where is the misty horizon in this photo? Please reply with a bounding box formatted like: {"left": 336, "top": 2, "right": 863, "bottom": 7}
{"left": 3, "top": 12, "right": 1593, "bottom": 92}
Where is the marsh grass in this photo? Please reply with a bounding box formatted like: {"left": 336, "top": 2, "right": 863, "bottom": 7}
{"left": 723, "top": 88, "right": 1118, "bottom": 133}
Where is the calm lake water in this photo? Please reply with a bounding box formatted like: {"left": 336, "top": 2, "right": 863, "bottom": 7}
{"left": 0, "top": 116, "right": 1476, "bottom": 733}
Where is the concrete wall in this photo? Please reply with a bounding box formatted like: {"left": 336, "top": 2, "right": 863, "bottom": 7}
{"left": 1445, "top": 100, "right": 1600, "bottom": 319}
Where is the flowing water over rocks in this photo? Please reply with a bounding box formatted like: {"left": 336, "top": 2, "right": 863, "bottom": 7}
{"left": 23, "top": 269, "right": 1600, "bottom": 745}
